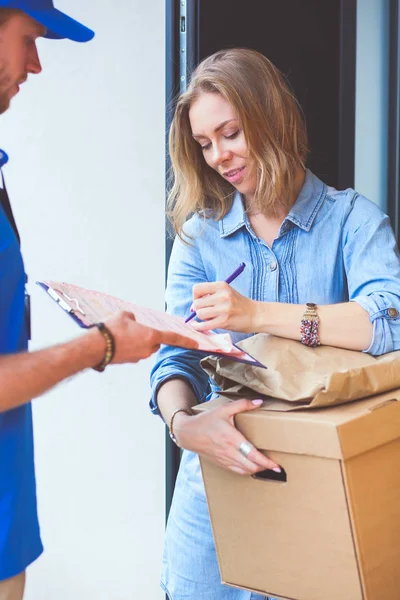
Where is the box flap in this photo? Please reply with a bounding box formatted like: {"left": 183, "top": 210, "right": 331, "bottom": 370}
{"left": 194, "top": 391, "right": 400, "bottom": 459}
{"left": 338, "top": 396, "right": 400, "bottom": 459}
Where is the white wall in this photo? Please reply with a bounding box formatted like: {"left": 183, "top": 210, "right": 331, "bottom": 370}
{"left": 355, "top": 0, "right": 389, "bottom": 209}
{"left": 1, "top": 1, "right": 166, "bottom": 598}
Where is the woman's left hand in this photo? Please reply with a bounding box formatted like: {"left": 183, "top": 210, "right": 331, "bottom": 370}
{"left": 190, "top": 281, "right": 258, "bottom": 333}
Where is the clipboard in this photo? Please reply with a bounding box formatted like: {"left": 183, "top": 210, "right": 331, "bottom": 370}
{"left": 37, "top": 281, "right": 266, "bottom": 368}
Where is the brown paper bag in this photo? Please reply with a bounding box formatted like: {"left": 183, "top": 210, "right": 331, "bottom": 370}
{"left": 201, "top": 334, "right": 400, "bottom": 410}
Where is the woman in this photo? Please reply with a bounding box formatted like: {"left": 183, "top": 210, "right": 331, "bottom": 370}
{"left": 150, "top": 48, "right": 400, "bottom": 600}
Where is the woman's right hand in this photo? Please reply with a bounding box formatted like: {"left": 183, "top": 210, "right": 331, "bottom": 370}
{"left": 173, "top": 399, "right": 281, "bottom": 476}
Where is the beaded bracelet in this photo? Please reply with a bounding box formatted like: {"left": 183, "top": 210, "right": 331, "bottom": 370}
{"left": 93, "top": 322, "right": 116, "bottom": 372}
{"left": 300, "top": 303, "right": 320, "bottom": 348}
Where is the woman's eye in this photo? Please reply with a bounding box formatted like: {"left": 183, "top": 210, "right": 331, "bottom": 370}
{"left": 225, "top": 130, "right": 239, "bottom": 140}
{"left": 201, "top": 142, "right": 211, "bottom": 151}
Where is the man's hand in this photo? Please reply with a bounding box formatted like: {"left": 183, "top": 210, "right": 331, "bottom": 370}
{"left": 105, "top": 312, "right": 198, "bottom": 364}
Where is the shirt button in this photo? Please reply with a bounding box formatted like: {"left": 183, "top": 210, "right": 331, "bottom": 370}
{"left": 269, "top": 260, "right": 278, "bottom": 271}
{"left": 388, "top": 308, "right": 399, "bottom": 318}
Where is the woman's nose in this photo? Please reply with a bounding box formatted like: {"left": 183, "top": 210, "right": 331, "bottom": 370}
{"left": 212, "top": 145, "right": 232, "bottom": 166}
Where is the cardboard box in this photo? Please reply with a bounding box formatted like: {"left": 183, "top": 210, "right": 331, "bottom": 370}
{"left": 194, "top": 391, "right": 400, "bottom": 600}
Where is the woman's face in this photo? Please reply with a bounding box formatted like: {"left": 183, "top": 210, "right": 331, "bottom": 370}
{"left": 189, "top": 92, "right": 257, "bottom": 202}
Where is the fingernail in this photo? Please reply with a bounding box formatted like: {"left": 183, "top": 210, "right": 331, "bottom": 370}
{"left": 251, "top": 399, "right": 263, "bottom": 406}
{"left": 272, "top": 467, "right": 281, "bottom": 473}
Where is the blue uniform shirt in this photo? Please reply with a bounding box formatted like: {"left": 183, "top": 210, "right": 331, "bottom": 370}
{"left": 150, "top": 169, "right": 400, "bottom": 414}
{"left": 0, "top": 188, "right": 43, "bottom": 578}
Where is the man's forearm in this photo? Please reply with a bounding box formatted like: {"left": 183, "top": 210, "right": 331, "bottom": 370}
{"left": 0, "top": 328, "right": 105, "bottom": 412}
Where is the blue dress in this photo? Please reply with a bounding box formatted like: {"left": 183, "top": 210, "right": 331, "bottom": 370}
{"left": 151, "top": 170, "right": 400, "bottom": 599}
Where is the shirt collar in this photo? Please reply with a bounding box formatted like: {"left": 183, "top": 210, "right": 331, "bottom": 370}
{"left": 285, "top": 169, "right": 326, "bottom": 231}
{"left": 219, "top": 169, "right": 326, "bottom": 238}
{"left": 219, "top": 191, "right": 247, "bottom": 238}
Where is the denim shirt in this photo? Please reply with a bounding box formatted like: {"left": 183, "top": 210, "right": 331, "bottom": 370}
{"left": 150, "top": 169, "right": 400, "bottom": 415}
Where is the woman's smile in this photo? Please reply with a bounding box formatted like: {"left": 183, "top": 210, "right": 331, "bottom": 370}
{"left": 223, "top": 166, "right": 246, "bottom": 184}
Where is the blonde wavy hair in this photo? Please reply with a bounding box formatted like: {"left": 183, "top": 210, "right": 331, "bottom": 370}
{"left": 168, "top": 48, "right": 308, "bottom": 239}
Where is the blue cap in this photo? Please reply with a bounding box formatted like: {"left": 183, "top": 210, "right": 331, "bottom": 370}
{"left": 0, "top": 149, "right": 9, "bottom": 168}
{"left": 0, "top": 0, "right": 94, "bottom": 42}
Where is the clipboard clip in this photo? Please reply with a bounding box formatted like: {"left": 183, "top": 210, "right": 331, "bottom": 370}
{"left": 59, "top": 291, "right": 86, "bottom": 316}
{"left": 47, "top": 288, "right": 74, "bottom": 313}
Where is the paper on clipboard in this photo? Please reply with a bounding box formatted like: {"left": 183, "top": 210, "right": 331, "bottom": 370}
{"left": 37, "top": 281, "right": 266, "bottom": 368}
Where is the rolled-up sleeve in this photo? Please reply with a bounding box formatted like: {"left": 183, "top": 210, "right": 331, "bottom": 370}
{"left": 343, "top": 195, "right": 400, "bottom": 355}
{"left": 149, "top": 347, "right": 210, "bottom": 415}
{"left": 149, "top": 220, "right": 211, "bottom": 416}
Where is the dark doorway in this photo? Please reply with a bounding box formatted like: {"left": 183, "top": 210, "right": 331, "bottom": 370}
{"left": 196, "top": 0, "right": 354, "bottom": 189}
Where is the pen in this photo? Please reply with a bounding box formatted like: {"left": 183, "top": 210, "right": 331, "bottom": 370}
{"left": 185, "top": 262, "right": 246, "bottom": 323}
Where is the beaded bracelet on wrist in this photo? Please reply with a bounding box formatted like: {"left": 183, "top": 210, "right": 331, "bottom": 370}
{"left": 93, "top": 322, "right": 115, "bottom": 372}
{"left": 300, "top": 302, "right": 320, "bottom": 348}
